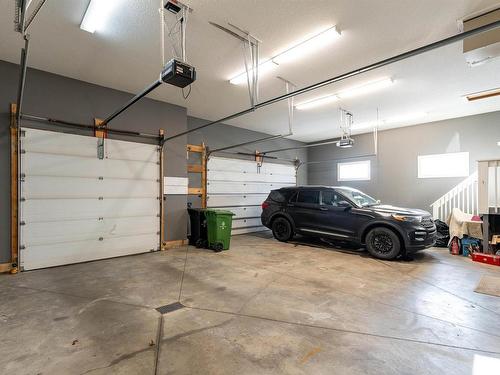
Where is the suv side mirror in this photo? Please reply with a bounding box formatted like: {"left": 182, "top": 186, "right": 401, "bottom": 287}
{"left": 338, "top": 200, "right": 352, "bottom": 210}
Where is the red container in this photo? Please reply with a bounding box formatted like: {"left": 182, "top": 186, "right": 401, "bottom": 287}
{"left": 450, "top": 237, "right": 460, "bottom": 255}
{"left": 471, "top": 253, "right": 500, "bottom": 266}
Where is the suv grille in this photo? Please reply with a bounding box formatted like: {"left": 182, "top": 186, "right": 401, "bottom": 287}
{"left": 421, "top": 217, "right": 435, "bottom": 230}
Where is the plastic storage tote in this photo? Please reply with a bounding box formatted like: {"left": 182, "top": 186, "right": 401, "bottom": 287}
{"left": 205, "top": 209, "right": 235, "bottom": 252}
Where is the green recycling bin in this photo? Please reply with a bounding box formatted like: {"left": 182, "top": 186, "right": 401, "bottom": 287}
{"left": 205, "top": 209, "right": 235, "bottom": 252}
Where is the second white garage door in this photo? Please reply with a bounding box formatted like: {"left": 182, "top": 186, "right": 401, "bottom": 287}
{"left": 19, "top": 128, "right": 161, "bottom": 270}
{"left": 207, "top": 156, "right": 296, "bottom": 234}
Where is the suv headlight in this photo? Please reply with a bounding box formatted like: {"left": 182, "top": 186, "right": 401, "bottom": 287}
{"left": 392, "top": 214, "right": 422, "bottom": 223}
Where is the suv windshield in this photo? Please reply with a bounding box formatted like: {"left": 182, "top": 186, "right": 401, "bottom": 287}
{"left": 336, "top": 188, "right": 379, "bottom": 207}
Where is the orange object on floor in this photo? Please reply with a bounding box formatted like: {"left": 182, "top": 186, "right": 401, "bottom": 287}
{"left": 472, "top": 253, "right": 500, "bottom": 266}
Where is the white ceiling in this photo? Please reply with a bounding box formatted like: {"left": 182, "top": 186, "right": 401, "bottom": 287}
{"left": 1, "top": 0, "right": 499, "bottom": 142}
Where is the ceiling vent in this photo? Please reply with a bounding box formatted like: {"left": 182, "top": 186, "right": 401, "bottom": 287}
{"left": 462, "top": 8, "right": 500, "bottom": 67}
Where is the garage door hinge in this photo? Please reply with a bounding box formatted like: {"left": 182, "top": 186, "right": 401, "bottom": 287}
{"left": 156, "top": 231, "right": 160, "bottom": 235}
{"left": 98, "top": 197, "right": 103, "bottom": 200}
{"left": 98, "top": 237, "right": 104, "bottom": 241}
{"left": 20, "top": 149, "right": 26, "bottom": 154}
{"left": 98, "top": 217, "right": 104, "bottom": 221}
{"left": 20, "top": 245, "right": 26, "bottom": 250}
{"left": 20, "top": 197, "right": 26, "bottom": 202}
{"left": 98, "top": 176, "right": 103, "bottom": 180}
{"left": 20, "top": 130, "right": 26, "bottom": 137}
{"left": 20, "top": 221, "right": 26, "bottom": 226}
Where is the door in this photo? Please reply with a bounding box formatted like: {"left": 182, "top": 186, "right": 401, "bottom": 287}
{"left": 207, "top": 157, "right": 296, "bottom": 234}
{"left": 316, "top": 189, "right": 358, "bottom": 239}
{"left": 19, "top": 128, "right": 161, "bottom": 270}
{"left": 288, "top": 189, "right": 323, "bottom": 230}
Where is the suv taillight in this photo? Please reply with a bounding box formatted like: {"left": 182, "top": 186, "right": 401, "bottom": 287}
{"left": 261, "top": 201, "right": 270, "bottom": 210}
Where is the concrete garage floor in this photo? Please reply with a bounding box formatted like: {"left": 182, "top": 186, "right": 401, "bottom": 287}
{"left": 1, "top": 233, "right": 500, "bottom": 375}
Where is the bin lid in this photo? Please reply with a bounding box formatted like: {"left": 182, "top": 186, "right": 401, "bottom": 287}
{"left": 205, "top": 209, "right": 234, "bottom": 216}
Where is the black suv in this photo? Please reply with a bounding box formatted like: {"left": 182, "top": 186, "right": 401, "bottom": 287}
{"left": 261, "top": 186, "right": 437, "bottom": 260}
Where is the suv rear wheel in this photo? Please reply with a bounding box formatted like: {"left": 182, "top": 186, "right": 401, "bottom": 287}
{"left": 272, "top": 217, "right": 293, "bottom": 242}
{"left": 366, "top": 227, "right": 401, "bottom": 260}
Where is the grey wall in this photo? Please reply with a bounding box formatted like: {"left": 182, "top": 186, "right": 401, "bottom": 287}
{"left": 0, "top": 59, "right": 310, "bottom": 264}
{"left": 187, "top": 116, "right": 307, "bottom": 208}
{"left": 308, "top": 111, "right": 500, "bottom": 212}
{"left": 0, "top": 60, "right": 187, "bottom": 263}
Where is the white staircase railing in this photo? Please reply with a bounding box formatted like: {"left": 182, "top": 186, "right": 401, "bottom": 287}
{"left": 478, "top": 159, "right": 500, "bottom": 214}
{"left": 430, "top": 171, "right": 478, "bottom": 221}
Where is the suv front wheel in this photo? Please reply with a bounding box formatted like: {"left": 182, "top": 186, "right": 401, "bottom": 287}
{"left": 272, "top": 217, "right": 293, "bottom": 242}
{"left": 365, "top": 227, "right": 401, "bottom": 260}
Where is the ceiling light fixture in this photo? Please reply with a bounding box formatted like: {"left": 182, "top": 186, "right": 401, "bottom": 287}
{"left": 337, "top": 78, "right": 394, "bottom": 99}
{"left": 229, "top": 60, "right": 278, "bottom": 85}
{"left": 295, "top": 94, "right": 339, "bottom": 110}
{"left": 272, "top": 26, "right": 341, "bottom": 64}
{"left": 229, "top": 26, "right": 341, "bottom": 85}
{"left": 465, "top": 87, "right": 500, "bottom": 101}
{"left": 352, "top": 112, "right": 427, "bottom": 130}
{"left": 295, "top": 77, "right": 394, "bottom": 110}
{"left": 80, "top": 0, "right": 121, "bottom": 33}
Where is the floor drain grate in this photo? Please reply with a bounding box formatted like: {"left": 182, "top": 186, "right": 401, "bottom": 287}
{"left": 156, "top": 302, "right": 185, "bottom": 315}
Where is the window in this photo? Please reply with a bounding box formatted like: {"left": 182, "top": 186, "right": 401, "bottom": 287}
{"left": 336, "top": 187, "right": 379, "bottom": 207}
{"left": 337, "top": 160, "right": 371, "bottom": 181}
{"left": 297, "top": 190, "right": 320, "bottom": 204}
{"left": 418, "top": 152, "right": 469, "bottom": 178}
{"left": 321, "top": 190, "right": 343, "bottom": 206}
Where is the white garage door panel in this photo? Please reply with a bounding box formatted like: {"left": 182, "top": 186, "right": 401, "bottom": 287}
{"left": 23, "top": 176, "right": 158, "bottom": 199}
{"left": 22, "top": 129, "right": 98, "bottom": 157}
{"left": 232, "top": 227, "right": 269, "bottom": 235}
{"left": 208, "top": 194, "right": 268, "bottom": 207}
{"left": 208, "top": 181, "right": 294, "bottom": 194}
{"left": 207, "top": 157, "right": 296, "bottom": 235}
{"left": 23, "top": 216, "right": 158, "bottom": 246}
{"left": 232, "top": 218, "right": 262, "bottom": 229}
{"left": 20, "top": 128, "right": 160, "bottom": 270}
{"left": 207, "top": 170, "right": 295, "bottom": 183}
{"left": 22, "top": 234, "right": 158, "bottom": 270}
{"left": 22, "top": 154, "right": 158, "bottom": 181}
{"left": 260, "top": 163, "right": 296, "bottom": 175}
{"left": 23, "top": 128, "right": 159, "bottom": 162}
{"left": 223, "top": 206, "right": 262, "bottom": 219}
{"left": 208, "top": 157, "right": 258, "bottom": 173}
{"left": 22, "top": 198, "right": 158, "bottom": 222}
{"left": 104, "top": 141, "right": 159, "bottom": 162}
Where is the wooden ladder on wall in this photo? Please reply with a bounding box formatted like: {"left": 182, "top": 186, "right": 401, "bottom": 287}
{"left": 187, "top": 144, "right": 207, "bottom": 208}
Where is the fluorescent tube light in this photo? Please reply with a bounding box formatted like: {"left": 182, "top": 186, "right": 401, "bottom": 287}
{"left": 229, "top": 26, "right": 341, "bottom": 85}
{"left": 352, "top": 112, "right": 427, "bottom": 130}
{"left": 295, "top": 77, "right": 394, "bottom": 110}
{"left": 80, "top": 0, "right": 120, "bottom": 33}
{"left": 295, "top": 94, "right": 339, "bottom": 110}
{"left": 337, "top": 78, "right": 394, "bottom": 99}
{"left": 272, "top": 26, "right": 341, "bottom": 64}
{"left": 229, "top": 60, "right": 278, "bottom": 85}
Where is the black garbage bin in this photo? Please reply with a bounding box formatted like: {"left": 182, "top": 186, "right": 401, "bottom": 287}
{"left": 187, "top": 208, "right": 208, "bottom": 248}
